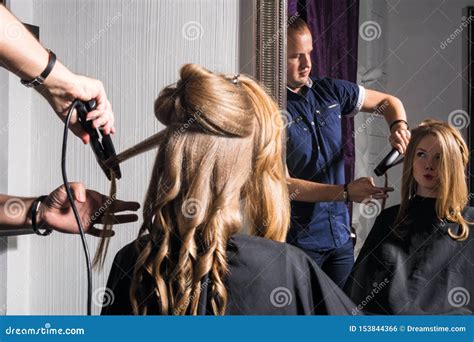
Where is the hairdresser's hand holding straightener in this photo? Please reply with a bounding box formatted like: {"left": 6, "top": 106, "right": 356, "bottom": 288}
{"left": 344, "top": 92, "right": 411, "bottom": 202}
{"left": 287, "top": 88, "right": 411, "bottom": 204}
{"left": 0, "top": 5, "right": 139, "bottom": 234}
{"left": 0, "top": 5, "right": 113, "bottom": 143}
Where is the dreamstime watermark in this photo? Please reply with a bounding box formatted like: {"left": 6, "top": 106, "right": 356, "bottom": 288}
{"left": 173, "top": 277, "right": 211, "bottom": 314}
{"left": 353, "top": 115, "right": 376, "bottom": 138}
{"left": 353, "top": 100, "right": 390, "bottom": 138}
{"left": 289, "top": 188, "right": 301, "bottom": 201}
{"left": 172, "top": 103, "right": 206, "bottom": 140}
{"left": 3, "top": 198, "right": 26, "bottom": 219}
{"left": 261, "top": 189, "right": 300, "bottom": 227}
{"left": 93, "top": 287, "right": 115, "bottom": 307}
{"left": 438, "top": 193, "right": 473, "bottom": 227}
{"left": 85, "top": 12, "right": 122, "bottom": 49}
{"left": 447, "top": 287, "right": 470, "bottom": 308}
{"left": 263, "top": 12, "right": 301, "bottom": 51}
{"left": 358, "top": 198, "right": 382, "bottom": 219}
{"left": 270, "top": 287, "right": 293, "bottom": 308}
{"left": 448, "top": 109, "right": 470, "bottom": 130}
{"left": 4, "top": 22, "right": 23, "bottom": 41}
{"left": 182, "top": 21, "right": 203, "bottom": 41}
{"left": 4, "top": 323, "right": 84, "bottom": 336}
{"left": 440, "top": 16, "right": 474, "bottom": 50}
{"left": 270, "top": 109, "right": 293, "bottom": 130}
{"left": 359, "top": 21, "right": 381, "bottom": 42}
{"left": 181, "top": 198, "right": 203, "bottom": 219}
{"left": 85, "top": 193, "right": 117, "bottom": 226}
{"left": 352, "top": 278, "right": 390, "bottom": 315}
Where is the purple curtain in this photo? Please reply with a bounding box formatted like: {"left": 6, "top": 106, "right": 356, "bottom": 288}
{"left": 288, "top": 0, "right": 360, "bottom": 193}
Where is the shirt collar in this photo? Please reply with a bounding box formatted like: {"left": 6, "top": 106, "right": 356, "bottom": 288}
{"left": 287, "top": 77, "right": 313, "bottom": 95}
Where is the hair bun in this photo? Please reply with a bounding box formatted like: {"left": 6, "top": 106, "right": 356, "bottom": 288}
{"left": 154, "top": 64, "right": 255, "bottom": 138}
{"left": 179, "top": 63, "right": 212, "bottom": 87}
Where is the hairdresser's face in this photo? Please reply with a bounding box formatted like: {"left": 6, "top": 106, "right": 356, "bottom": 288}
{"left": 287, "top": 30, "right": 313, "bottom": 93}
{"left": 413, "top": 135, "right": 441, "bottom": 198}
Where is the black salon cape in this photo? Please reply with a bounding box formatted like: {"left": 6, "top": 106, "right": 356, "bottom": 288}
{"left": 345, "top": 196, "right": 474, "bottom": 315}
{"left": 101, "top": 233, "right": 357, "bottom": 315}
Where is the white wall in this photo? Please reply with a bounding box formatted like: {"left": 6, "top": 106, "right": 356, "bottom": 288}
{"left": 0, "top": 64, "right": 9, "bottom": 317}
{"left": 2, "top": 0, "right": 35, "bottom": 315}
{"left": 354, "top": 0, "right": 473, "bottom": 254}
{"left": 354, "top": 0, "right": 389, "bottom": 255}
{"left": 5, "top": 0, "right": 242, "bottom": 315}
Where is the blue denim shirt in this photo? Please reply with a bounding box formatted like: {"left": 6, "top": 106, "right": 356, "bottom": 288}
{"left": 286, "top": 77, "right": 365, "bottom": 252}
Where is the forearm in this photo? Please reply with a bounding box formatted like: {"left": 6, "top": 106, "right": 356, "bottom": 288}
{"left": 0, "top": 195, "right": 35, "bottom": 230}
{"left": 380, "top": 96, "right": 407, "bottom": 127}
{"left": 287, "top": 177, "right": 345, "bottom": 202}
{"left": 0, "top": 6, "right": 74, "bottom": 92}
{"left": 0, "top": 5, "right": 50, "bottom": 80}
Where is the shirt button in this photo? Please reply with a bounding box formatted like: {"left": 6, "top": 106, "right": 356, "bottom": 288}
{"left": 311, "top": 121, "right": 315, "bottom": 126}
{"left": 316, "top": 110, "right": 320, "bottom": 115}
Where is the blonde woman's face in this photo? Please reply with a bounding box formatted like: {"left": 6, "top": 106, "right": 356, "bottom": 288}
{"left": 413, "top": 135, "right": 441, "bottom": 198}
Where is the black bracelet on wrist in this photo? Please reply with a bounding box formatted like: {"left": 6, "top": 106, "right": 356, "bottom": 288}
{"left": 20, "top": 49, "right": 57, "bottom": 88}
{"left": 30, "top": 195, "right": 52, "bottom": 236}
{"left": 389, "top": 119, "right": 409, "bottom": 132}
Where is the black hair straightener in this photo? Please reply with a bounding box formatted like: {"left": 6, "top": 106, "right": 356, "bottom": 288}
{"left": 374, "top": 148, "right": 404, "bottom": 176}
{"left": 75, "top": 99, "right": 121, "bottom": 180}
{"left": 61, "top": 99, "right": 121, "bottom": 315}
{"left": 373, "top": 148, "right": 404, "bottom": 211}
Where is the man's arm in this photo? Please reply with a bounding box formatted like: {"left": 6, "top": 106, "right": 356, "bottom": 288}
{"left": 287, "top": 177, "right": 392, "bottom": 203}
{"left": 0, "top": 183, "right": 139, "bottom": 237}
{"left": 0, "top": 194, "right": 36, "bottom": 230}
{"left": 283, "top": 85, "right": 402, "bottom": 204}
{"left": 362, "top": 89, "right": 411, "bottom": 154}
{"left": 0, "top": 5, "right": 115, "bottom": 142}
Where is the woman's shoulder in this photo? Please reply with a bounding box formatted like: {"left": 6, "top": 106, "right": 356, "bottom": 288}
{"left": 112, "top": 235, "right": 149, "bottom": 266}
{"left": 357, "top": 204, "right": 402, "bottom": 251}
{"left": 378, "top": 204, "right": 401, "bottom": 220}
{"left": 114, "top": 234, "right": 310, "bottom": 263}
{"left": 229, "top": 234, "right": 309, "bottom": 256}
{"left": 366, "top": 204, "right": 401, "bottom": 233}
{"left": 228, "top": 233, "right": 315, "bottom": 267}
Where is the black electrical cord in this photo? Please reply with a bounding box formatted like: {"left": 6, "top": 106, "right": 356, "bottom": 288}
{"left": 61, "top": 100, "right": 92, "bottom": 316}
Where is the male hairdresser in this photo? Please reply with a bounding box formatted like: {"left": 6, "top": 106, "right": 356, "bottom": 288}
{"left": 285, "top": 18, "right": 411, "bottom": 287}
{"left": 0, "top": 5, "right": 139, "bottom": 235}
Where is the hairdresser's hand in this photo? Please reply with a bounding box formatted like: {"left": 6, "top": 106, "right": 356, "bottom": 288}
{"left": 37, "top": 183, "right": 140, "bottom": 237}
{"left": 36, "top": 63, "right": 115, "bottom": 144}
{"left": 389, "top": 123, "right": 411, "bottom": 154}
{"left": 348, "top": 177, "right": 394, "bottom": 203}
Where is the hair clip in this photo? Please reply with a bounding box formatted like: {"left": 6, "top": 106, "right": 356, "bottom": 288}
{"left": 231, "top": 74, "right": 240, "bottom": 84}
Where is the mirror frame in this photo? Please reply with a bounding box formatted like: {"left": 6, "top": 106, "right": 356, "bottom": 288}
{"left": 255, "top": 0, "right": 287, "bottom": 109}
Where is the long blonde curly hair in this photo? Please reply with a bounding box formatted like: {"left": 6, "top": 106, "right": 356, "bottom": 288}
{"left": 96, "top": 64, "right": 290, "bottom": 315}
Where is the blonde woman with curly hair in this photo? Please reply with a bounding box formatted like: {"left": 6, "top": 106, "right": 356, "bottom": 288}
{"left": 100, "top": 64, "right": 356, "bottom": 315}
{"left": 345, "top": 119, "right": 474, "bottom": 314}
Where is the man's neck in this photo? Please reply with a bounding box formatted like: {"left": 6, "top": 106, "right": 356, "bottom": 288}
{"left": 287, "top": 78, "right": 312, "bottom": 95}
{"left": 289, "top": 86, "right": 303, "bottom": 94}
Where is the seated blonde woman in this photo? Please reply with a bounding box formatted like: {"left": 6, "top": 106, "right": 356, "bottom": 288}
{"left": 345, "top": 119, "right": 474, "bottom": 314}
{"left": 100, "top": 64, "right": 356, "bottom": 315}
